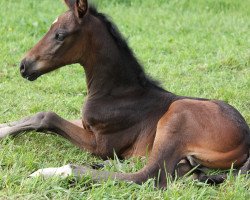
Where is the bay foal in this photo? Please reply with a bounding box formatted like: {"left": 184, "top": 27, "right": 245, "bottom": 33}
{"left": 1, "top": 0, "right": 249, "bottom": 188}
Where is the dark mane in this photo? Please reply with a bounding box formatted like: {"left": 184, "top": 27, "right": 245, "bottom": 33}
{"left": 89, "top": 6, "right": 134, "bottom": 57}
{"left": 88, "top": 5, "right": 165, "bottom": 91}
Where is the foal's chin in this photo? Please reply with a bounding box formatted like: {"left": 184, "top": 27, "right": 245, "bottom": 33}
{"left": 21, "top": 71, "right": 41, "bottom": 82}
{"left": 26, "top": 75, "right": 40, "bottom": 81}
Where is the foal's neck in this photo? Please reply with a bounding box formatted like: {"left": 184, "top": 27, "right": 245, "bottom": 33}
{"left": 79, "top": 10, "right": 165, "bottom": 98}
{"left": 82, "top": 49, "right": 151, "bottom": 98}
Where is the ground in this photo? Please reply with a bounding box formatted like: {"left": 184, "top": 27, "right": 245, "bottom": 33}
{"left": 0, "top": 0, "right": 249, "bottom": 199}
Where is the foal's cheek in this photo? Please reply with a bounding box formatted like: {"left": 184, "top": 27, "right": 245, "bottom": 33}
{"left": 47, "top": 41, "right": 65, "bottom": 56}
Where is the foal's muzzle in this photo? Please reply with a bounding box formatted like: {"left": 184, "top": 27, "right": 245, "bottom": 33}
{"left": 20, "top": 59, "right": 40, "bottom": 81}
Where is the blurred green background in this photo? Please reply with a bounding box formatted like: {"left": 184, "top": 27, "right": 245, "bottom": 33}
{"left": 0, "top": 0, "right": 249, "bottom": 199}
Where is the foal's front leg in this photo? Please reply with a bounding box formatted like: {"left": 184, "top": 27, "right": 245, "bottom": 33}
{"left": 0, "top": 112, "right": 96, "bottom": 152}
{"left": 0, "top": 116, "right": 35, "bottom": 138}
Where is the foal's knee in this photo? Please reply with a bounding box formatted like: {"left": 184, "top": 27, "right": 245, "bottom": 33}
{"left": 34, "top": 111, "right": 58, "bottom": 130}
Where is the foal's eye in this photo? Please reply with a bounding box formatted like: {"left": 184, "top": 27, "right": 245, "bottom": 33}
{"left": 55, "top": 33, "right": 65, "bottom": 41}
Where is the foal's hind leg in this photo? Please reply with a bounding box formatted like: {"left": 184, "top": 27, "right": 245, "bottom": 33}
{"left": 175, "top": 158, "right": 203, "bottom": 178}
{"left": 29, "top": 128, "right": 183, "bottom": 188}
{"left": 0, "top": 112, "right": 96, "bottom": 152}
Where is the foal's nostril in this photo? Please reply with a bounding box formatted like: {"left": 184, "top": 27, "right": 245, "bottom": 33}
{"left": 20, "top": 61, "right": 26, "bottom": 74}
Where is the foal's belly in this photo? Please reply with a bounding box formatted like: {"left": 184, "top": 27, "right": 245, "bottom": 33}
{"left": 93, "top": 124, "right": 157, "bottom": 159}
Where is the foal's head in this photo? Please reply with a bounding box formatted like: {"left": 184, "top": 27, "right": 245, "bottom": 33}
{"left": 20, "top": 0, "right": 111, "bottom": 81}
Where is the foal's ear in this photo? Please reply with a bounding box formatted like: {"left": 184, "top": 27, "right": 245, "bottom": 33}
{"left": 64, "top": 0, "right": 88, "bottom": 19}
{"left": 74, "top": 0, "right": 88, "bottom": 19}
{"left": 64, "top": 0, "right": 76, "bottom": 10}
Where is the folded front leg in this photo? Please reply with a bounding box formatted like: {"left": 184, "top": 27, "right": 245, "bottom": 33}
{"left": 0, "top": 112, "right": 96, "bottom": 152}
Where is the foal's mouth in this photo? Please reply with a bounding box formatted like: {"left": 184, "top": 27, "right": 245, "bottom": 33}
{"left": 22, "top": 72, "right": 41, "bottom": 81}
{"left": 20, "top": 59, "right": 43, "bottom": 81}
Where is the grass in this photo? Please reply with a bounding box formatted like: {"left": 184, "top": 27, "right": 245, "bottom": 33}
{"left": 0, "top": 0, "right": 249, "bottom": 199}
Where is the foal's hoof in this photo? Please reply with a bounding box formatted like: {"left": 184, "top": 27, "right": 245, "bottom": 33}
{"left": 198, "top": 174, "right": 226, "bottom": 185}
{"left": 29, "top": 164, "right": 73, "bottom": 178}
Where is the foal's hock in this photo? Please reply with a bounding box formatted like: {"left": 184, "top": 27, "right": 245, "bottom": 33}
{"left": 1, "top": 0, "right": 249, "bottom": 188}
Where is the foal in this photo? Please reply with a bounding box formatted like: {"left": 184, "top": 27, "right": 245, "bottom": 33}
{"left": 0, "top": 0, "right": 249, "bottom": 188}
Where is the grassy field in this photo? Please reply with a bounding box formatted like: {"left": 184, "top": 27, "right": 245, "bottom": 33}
{"left": 0, "top": 0, "right": 249, "bottom": 199}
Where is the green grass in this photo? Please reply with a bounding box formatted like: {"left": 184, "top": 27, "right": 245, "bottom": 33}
{"left": 0, "top": 0, "right": 249, "bottom": 199}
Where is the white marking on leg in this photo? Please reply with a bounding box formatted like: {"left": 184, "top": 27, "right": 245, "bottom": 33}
{"left": 29, "top": 164, "right": 73, "bottom": 178}
{"left": 0, "top": 123, "right": 7, "bottom": 128}
{"left": 0, "top": 126, "right": 12, "bottom": 139}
